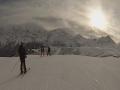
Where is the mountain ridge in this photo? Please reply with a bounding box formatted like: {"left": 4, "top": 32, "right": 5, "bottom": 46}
{"left": 0, "top": 22, "right": 116, "bottom": 47}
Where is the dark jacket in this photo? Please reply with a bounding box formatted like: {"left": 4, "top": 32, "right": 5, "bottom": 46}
{"left": 48, "top": 47, "right": 50, "bottom": 52}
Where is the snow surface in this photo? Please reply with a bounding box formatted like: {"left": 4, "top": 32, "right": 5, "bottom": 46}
{"left": 0, "top": 55, "right": 120, "bottom": 90}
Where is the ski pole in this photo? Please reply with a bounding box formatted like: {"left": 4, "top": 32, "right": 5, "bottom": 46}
{"left": 11, "top": 59, "right": 19, "bottom": 72}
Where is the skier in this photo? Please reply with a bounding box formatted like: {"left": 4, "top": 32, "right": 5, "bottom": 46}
{"left": 18, "top": 42, "right": 27, "bottom": 74}
{"left": 47, "top": 46, "right": 51, "bottom": 56}
{"left": 40, "top": 45, "right": 44, "bottom": 56}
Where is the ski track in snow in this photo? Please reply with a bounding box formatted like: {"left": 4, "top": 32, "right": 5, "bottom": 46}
{"left": 0, "top": 55, "right": 120, "bottom": 90}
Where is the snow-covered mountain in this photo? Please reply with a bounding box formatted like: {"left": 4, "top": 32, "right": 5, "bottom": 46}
{"left": 0, "top": 23, "right": 48, "bottom": 44}
{"left": 0, "top": 22, "right": 119, "bottom": 57}
{"left": 96, "top": 36, "right": 115, "bottom": 47}
{"left": 47, "top": 28, "right": 79, "bottom": 47}
{"left": 73, "top": 34, "right": 116, "bottom": 48}
{"left": 0, "top": 22, "right": 117, "bottom": 47}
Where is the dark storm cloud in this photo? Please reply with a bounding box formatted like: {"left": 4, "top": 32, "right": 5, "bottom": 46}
{"left": 0, "top": 0, "right": 15, "bottom": 3}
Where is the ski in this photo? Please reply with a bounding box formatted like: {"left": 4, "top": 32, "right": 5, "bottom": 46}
{"left": 20, "top": 68, "right": 30, "bottom": 79}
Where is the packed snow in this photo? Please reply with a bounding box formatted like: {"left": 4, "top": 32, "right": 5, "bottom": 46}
{"left": 0, "top": 55, "right": 120, "bottom": 90}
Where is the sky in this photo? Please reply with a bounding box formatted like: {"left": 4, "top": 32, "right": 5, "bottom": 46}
{"left": 0, "top": 0, "right": 120, "bottom": 42}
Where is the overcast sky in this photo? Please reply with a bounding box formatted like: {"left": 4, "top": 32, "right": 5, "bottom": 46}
{"left": 0, "top": 0, "right": 120, "bottom": 42}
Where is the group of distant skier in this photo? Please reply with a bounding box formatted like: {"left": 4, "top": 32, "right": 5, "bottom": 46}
{"left": 40, "top": 45, "right": 51, "bottom": 56}
{"left": 18, "top": 42, "right": 51, "bottom": 74}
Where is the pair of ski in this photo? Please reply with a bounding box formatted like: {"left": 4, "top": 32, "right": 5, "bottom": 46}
{"left": 19, "top": 68, "right": 30, "bottom": 79}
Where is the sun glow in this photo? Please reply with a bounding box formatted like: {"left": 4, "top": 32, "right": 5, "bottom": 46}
{"left": 89, "top": 9, "right": 108, "bottom": 30}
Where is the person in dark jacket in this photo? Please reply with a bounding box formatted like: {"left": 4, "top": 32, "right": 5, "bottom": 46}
{"left": 47, "top": 46, "right": 51, "bottom": 56}
{"left": 18, "top": 42, "right": 27, "bottom": 74}
{"left": 40, "top": 45, "right": 45, "bottom": 56}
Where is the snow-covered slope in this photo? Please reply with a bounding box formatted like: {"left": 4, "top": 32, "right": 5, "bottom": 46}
{"left": 0, "top": 55, "right": 120, "bottom": 90}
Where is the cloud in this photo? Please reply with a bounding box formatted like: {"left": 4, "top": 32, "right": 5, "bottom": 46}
{"left": 0, "top": 0, "right": 120, "bottom": 42}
